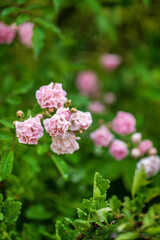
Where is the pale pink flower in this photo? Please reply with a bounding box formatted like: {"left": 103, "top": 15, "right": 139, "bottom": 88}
{"left": 15, "top": 116, "right": 44, "bottom": 145}
{"left": 137, "top": 156, "right": 160, "bottom": 178}
{"left": 131, "top": 132, "right": 142, "bottom": 144}
{"left": 139, "top": 140, "right": 153, "bottom": 155}
{"left": 18, "top": 22, "right": 34, "bottom": 47}
{"left": 70, "top": 111, "right": 92, "bottom": 131}
{"left": 104, "top": 92, "right": 116, "bottom": 104}
{"left": 0, "top": 22, "right": 16, "bottom": 44}
{"left": 43, "top": 111, "right": 70, "bottom": 137}
{"left": 36, "top": 82, "right": 67, "bottom": 109}
{"left": 149, "top": 147, "right": 157, "bottom": 156}
{"left": 112, "top": 111, "right": 136, "bottom": 135}
{"left": 56, "top": 107, "right": 71, "bottom": 121}
{"left": 90, "top": 125, "right": 114, "bottom": 147}
{"left": 131, "top": 148, "right": 141, "bottom": 158}
{"left": 76, "top": 71, "right": 99, "bottom": 97}
{"left": 100, "top": 54, "right": 122, "bottom": 71}
{"left": 51, "top": 132, "right": 80, "bottom": 155}
{"left": 88, "top": 101, "right": 105, "bottom": 114}
{"left": 109, "top": 139, "right": 128, "bottom": 161}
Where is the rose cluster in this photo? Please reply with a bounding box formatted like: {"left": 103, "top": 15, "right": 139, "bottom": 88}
{"left": 90, "top": 111, "right": 160, "bottom": 178}
{"left": 0, "top": 22, "right": 33, "bottom": 47}
{"left": 15, "top": 82, "right": 92, "bottom": 155}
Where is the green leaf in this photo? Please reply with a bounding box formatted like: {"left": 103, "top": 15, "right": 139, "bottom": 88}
{"left": 16, "top": 14, "right": 30, "bottom": 25}
{"left": 14, "top": 80, "right": 34, "bottom": 95}
{"left": 0, "top": 119, "right": 14, "bottom": 129}
{"left": 25, "top": 205, "right": 52, "bottom": 220}
{"left": 6, "top": 95, "right": 21, "bottom": 105}
{"left": 32, "top": 27, "right": 45, "bottom": 59}
{"left": 1, "top": 6, "right": 20, "bottom": 17}
{"left": 56, "top": 220, "right": 77, "bottom": 240}
{"left": 93, "top": 172, "right": 110, "bottom": 200}
{"left": 109, "top": 196, "right": 121, "bottom": 212}
{"left": 115, "top": 232, "right": 139, "bottom": 240}
{"left": 53, "top": 0, "right": 61, "bottom": 11}
{"left": 0, "top": 133, "right": 13, "bottom": 141}
{"left": 145, "top": 226, "right": 160, "bottom": 234}
{"left": 143, "top": 207, "right": 155, "bottom": 228}
{"left": 0, "top": 151, "right": 14, "bottom": 182}
{"left": 37, "top": 144, "right": 50, "bottom": 155}
{"left": 73, "top": 219, "right": 91, "bottom": 234}
{"left": 50, "top": 154, "right": 69, "bottom": 180}
{"left": 142, "top": 0, "right": 150, "bottom": 7}
{"left": 34, "top": 18, "right": 62, "bottom": 37}
{"left": 131, "top": 166, "right": 148, "bottom": 198}
{"left": 2, "top": 200, "right": 21, "bottom": 222}
{"left": 144, "top": 187, "right": 160, "bottom": 203}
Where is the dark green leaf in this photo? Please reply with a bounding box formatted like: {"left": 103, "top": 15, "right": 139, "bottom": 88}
{"left": 0, "top": 151, "right": 14, "bottom": 182}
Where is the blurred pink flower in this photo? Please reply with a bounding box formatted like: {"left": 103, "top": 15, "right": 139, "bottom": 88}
{"left": 148, "top": 147, "right": 157, "bottom": 156}
{"left": 76, "top": 71, "right": 99, "bottom": 97}
{"left": 131, "top": 132, "right": 142, "bottom": 144}
{"left": 131, "top": 148, "right": 141, "bottom": 158}
{"left": 18, "top": 22, "right": 34, "bottom": 47}
{"left": 112, "top": 111, "right": 136, "bottom": 135}
{"left": 88, "top": 101, "right": 105, "bottom": 114}
{"left": 70, "top": 110, "right": 92, "bottom": 131}
{"left": 51, "top": 132, "right": 80, "bottom": 155}
{"left": 104, "top": 92, "right": 116, "bottom": 104}
{"left": 109, "top": 139, "right": 128, "bottom": 160}
{"left": 139, "top": 140, "right": 153, "bottom": 155}
{"left": 56, "top": 107, "right": 71, "bottom": 121}
{"left": 0, "top": 22, "right": 16, "bottom": 44}
{"left": 137, "top": 156, "right": 160, "bottom": 178}
{"left": 100, "top": 53, "right": 122, "bottom": 71}
{"left": 15, "top": 116, "right": 44, "bottom": 145}
{"left": 90, "top": 125, "right": 114, "bottom": 147}
{"left": 36, "top": 82, "right": 67, "bottom": 109}
{"left": 43, "top": 109, "right": 71, "bottom": 137}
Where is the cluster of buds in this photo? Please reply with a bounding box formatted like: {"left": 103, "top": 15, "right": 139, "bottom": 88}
{"left": 14, "top": 82, "right": 92, "bottom": 155}
{"left": 0, "top": 22, "right": 33, "bottom": 47}
{"left": 90, "top": 111, "right": 160, "bottom": 178}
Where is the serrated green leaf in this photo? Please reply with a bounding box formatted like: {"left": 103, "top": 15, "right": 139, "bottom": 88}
{"left": 56, "top": 220, "right": 77, "bottom": 240}
{"left": 50, "top": 154, "right": 69, "bottom": 180}
{"left": 0, "top": 151, "right": 14, "bottom": 182}
{"left": 73, "top": 219, "right": 91, "bottom": 234}
{"left": 109, "top": 195, "right": 121, "bottom": 212}
{"left": 2, "top": 200, "right": 21, "bottom": 222}
{"left": 93, "top": 172, "right": 110, "bottom": 200}
{"left": 132, "top": 166, "right": 148, "bottom": 198}
{"left": 32, "top": 27, "right": 45, "bottom": 59}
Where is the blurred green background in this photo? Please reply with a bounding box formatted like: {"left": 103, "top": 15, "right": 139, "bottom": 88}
{"left": 0, "top": 0, "right": 160, "bottom": 239}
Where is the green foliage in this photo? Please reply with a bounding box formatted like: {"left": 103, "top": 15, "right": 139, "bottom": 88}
{"left": 0, "top": 151, "right": 14, "bottom": 182}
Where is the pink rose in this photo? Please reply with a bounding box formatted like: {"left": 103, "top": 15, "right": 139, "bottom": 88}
{"left": 103, "top": 92, "right": 116, "bottom": 105}
{"left": 88, "top": 101, "right": 105, "bottom": 114}
{"left": 51, "top": 132, "right": 80, "bottom": 155}
{"left": 70, "top": 110, "right": 92, "bottom": 131}
{"left": 131, "top": 148, "right": 141, "bottom": 158}
{"left": 18, "top": 22, "right": 34, "bottom": 47}
{"left": 137, "top": 156, "right": 160, "bottom": 178}
{"left": 149, "top": 148, "right": 157, "bottom": 156}
{"left": 56, "top": 107, "right": 71, "bottom": 121}
{"left": 100, "top": 54, "right": 122, "bottom": 71}
{"left": 112, "top": 111, "right": 136, "bottom": 135}
{"left": 43, "top": 110, "right": 70, "bottom": 137}
{"left": 76, "top": 71, "right": 99, "bottom": 97}
{"left": 0, "top": 22, "right": 16, "bottom": 44}
{"left": 139, "top": 140, "right": 153, "bottom": 155}
{"left": 131, "top": 132, "right": 142, "bottom": 144}
{"left": 36, "top": 82, "right": 67, "bottom": 109}
{"left": 15, "top": 116, "right": 44, "bottom": 145}
{"left": 109, "top": 139, "right": 128, "bottom": 161}
{"left": 90, "top": 125, "right": 114, "bottom": 147}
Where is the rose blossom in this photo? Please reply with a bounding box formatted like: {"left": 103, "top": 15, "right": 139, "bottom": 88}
{"left": 139, "top": 140, "right": 153, "bottom": 155}
{"left": 18, "top": 22, "right": 34, "bottom": 47}
{"left": 0, "top": 22, "right": 16, "bottom": 44}
{"left": 90, "top": 125, "right": 114, "bottom": 147}
{"left": 76, "top": 71, "right": 99, "bottom": 97}
{"left": 149, "top": 147, "right": 157, "bottom": 156}
{"left": 36, "top": 82, "right": 67, "bottom": 109}
{"left": 112, "top": 111, "right": 136, "bottom": 135}
{"left": 15, "top": 116, "right": 44, "bottom": 145}
{"left": 51, "top": 132, "right": 80, "bottom": 155}
{"left": 70, "top": 110, "right": 92, "bottom": 131}
{"left": 131, "top": 132, "right": 142, "bottom": 144}
{"left": 109, "top": 139, "right": 128, "bottom": 161}
{"left": 103, "top": 92, "right": 116, "bottom": 105}
{"left": 100, "top": 54, "right": 122, "bottom": 71}
{"left": 43, "top": 110, "right": 70, "bottom": 137}
{"left": 56, "top": 107, "right": 71, "bottom": 121}
{"left": 88, "top": 101, "right": 105, "bottom": 114}
{"left": 137, "top": 156, "right": 160, "bottom": 178}
{"left": 131, "top": 148, "right": 141, "bottom": 158}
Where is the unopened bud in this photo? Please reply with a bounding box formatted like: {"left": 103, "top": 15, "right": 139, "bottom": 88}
{"left": 79, "top": 129, "right": 83, "bottom": 134}
{"left": 98, "top": 119, "right": 104, "bottom": 126}
{"left": 48, "top": 108, "right": 54, "bottom": 113}
{"left": 16, "top": 110, "right": 24, "bottom": 118}
{"left": 131, "top": 148, "right": 141, "bottom": 158}
{"left": 131, "top": 133, "right": 142, "bottom": 144}
{"left": 71, "top": 107, "right": 77, "bottom": 113}
{"left": 149, "top": 147, "right": 157, "bottom": 156}
{"left": 37, "top": 114, "right": 43, "bottom": 119}
{"left": 13, "top": 121, "right": 17, "bottom": 126}
{"left": 65, "top": 99, "right": 72, "bottom": 107}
